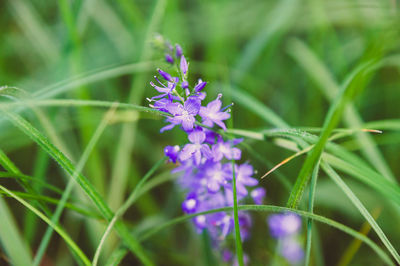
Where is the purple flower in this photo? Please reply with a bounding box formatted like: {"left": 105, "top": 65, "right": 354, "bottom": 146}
{"left": 238, "top": 212, "right": 252, "bottom": 240}
{"left": 203, "top": 162, "right": 230, "bottom": 192}
{"left": 180, "top": 55, "right": 188, "bottom": 76}
{"left": 175, "top": 44, "right": 183, "bottom": 58}
{"left": 182, "top": 193, "right": 198, "bottom": 213}
{"left": 157, "top": 68, "right": 174, "bottom": 82}
{"left": 250, "top": 187, "right": 266, "bottom": 205}
{"left": 194, "top": 80, "right": 207, "bottom": 92}
{"left": 161, "top": 98, "right": 200, "bottom": 132}
{"left": 179, "top": 130, "right": 212, "bottom": 165}
{"left": 227, "top": 163, "right": 258, "bottom": 196}
{"left": 199, "top": 94, "right": 230, "bottom": 130}
{"left": 181, "top": 80, "right": 189, "bottom": 89}
{"left": 149, "top": 76, "right": 178, "bottom": 101}
{"left": 165, "top": 54, "right": 174, "bottom": 64}
{"left": 148, "top": 97, "right": 172, "bottom": 113}
{"left": 212, "top": 137, "right": 242, "bottom": 161}
{"left": 164, "top": 145, "right": 180, "bottom": 163}
{"left": 280, "top": 238, "right": 304, "bottom": 264}
{"left": 268, "top": 212, "right": 302, "bottom": 238}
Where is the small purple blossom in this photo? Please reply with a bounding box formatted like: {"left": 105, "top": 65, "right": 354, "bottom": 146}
{"left": 165, "top": 54, "right": 174, "bottom": 64}
{"left": 199, "top": 94, "right": 231, "bottom": 130}
{"left": 175, "top": 44, "right": 183, "bottom": 58}
{"left": 194, "top": 80, "right": 207, "bottom": 92}
{"left": 280, "top": 238, "right": 304, "bottom": 264}
{"left": 227, "top": 163, "right": 258, "bottom": 196}
{"left": 150, "top": 78, "right": 177, "bottom": 100}
{"left": 203, "top": 161, "right": 229, "bottom": 192}
{"left": 181, "top": 80, "right": 189, "bottom": 89}
{"left": 182, "top": 193, "right": 198, "bottom": 214}
{"left": 212, "top": 137, "right": 242, "bottom": 161}
{"left": 157, "top": 68, "right": 174, "bottom": 82}
{"left": 161, "top": 98, "right": 200, "bottom": 132}
{"left": 268, "top": 212, "right": 302, "bottom": 238}
{"left": 164, "top": 145, "right": 180, "bottom": 163}
{"left": 250, "top": 187, "right": 266, "bottom": 205}
{"left": 179, "top": 130, "right": 212, "bottom": 165}
{"left": 180, "top": 55, "right": 188, "bottom": 76}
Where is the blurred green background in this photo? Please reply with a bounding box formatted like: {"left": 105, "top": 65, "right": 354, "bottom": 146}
{"left": 0, "top": 0, "right": 399, "bottom": 265}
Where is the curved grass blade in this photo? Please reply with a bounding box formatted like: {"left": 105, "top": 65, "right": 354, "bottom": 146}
{"left": 287, "top": 59, "right": 375, "bottom": 208}
{"left": 287, "top": 38, "right": 397, "bottom": 183}
{"left": 322, "top": 162, "right": 400, "bottom": 264}
{"left": 0, "top": 190, "right": 100, "bottom": 218}
{"left": 1, "top": 99, "right": 167, "bottom": 117}
{"left": 92, "top": 157, "right": 166, "bottom": 266}
{"left": 0, "top": 197, "right": 33, "bottom": 265}
{"left": 338, "top": 208, "right": 382, "bottom": 266}
{"left": 33, "top": 104, "right": 118, "bottom": 266}
{"left": 139, "top": 205, "right": 394, "bottom": 266}
{"left": 1, "top": 109, "right": 153, "bottom": 265}
{"left": 0, "top": 185, "right": 91, "bottom": 265}
{"left": 0, "top": 171, "right": 63, "bottom": 195}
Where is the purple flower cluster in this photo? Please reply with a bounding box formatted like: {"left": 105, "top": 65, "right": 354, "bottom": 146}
{"left": 148, "top": 39, "right": 266, "bottom": 261}
{"left": 268, "top": 213, "right": 304, "bottom": 264}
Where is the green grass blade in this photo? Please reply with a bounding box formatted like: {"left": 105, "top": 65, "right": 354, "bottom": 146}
{"left": 322, "top": 162, "right": 400, "bottom": 264}
{"left": 0, "top": 197, "right": 33, "bottom": 265}
{"left": 2, "top": 99, "right": 166, "bottom": 116}
{"left": 1, "top": 109, "right": 153, "bottom": 265}
{"left": 287, "top": 38, "right": 397, "bottom": 183}
{"left": 0, "top": 185, "right": 90, "bottom": 265}
{"left": 0, "top": 171, "right": 63, "bottom": 195}
{"left": 305, "top": 160, "right": 320, "bottom": 266}
{"left": 287, "top": 59, "right": 376, "bottom": 208}
{"left": 0, "top": 190, "right": 99, "bottom": 218}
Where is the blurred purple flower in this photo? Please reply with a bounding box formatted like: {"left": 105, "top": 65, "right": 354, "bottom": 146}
{"left": 212, "top": 137, "right": 242, "bottom": 161}
{"left": 250, "top": 187, "right": 266, "bottom": 205}
{"left": 165, "top": 54, "right": 174, "bottom": 64}
{"left": 281, "top": 238, "right": 304, "bottom": 264}
{"left": 268, "top": 212, "right": 302, "bottom": 238}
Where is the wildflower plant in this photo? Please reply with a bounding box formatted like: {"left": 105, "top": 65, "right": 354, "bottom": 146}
{"left": 148, "top": 37, "right": 266, "bottom": 263}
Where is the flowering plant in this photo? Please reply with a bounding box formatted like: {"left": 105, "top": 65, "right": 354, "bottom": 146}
{"left": 148, "top": 38, "right": 266, "bottom": 263}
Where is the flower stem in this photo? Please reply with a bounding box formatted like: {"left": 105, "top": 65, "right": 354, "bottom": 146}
{"left": 231, "top": 159, "right": 244, "bottom": 266}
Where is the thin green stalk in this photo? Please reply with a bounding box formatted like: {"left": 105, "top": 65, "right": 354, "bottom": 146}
{"left": 305, "top": 160, "right": 320, "bottom": 265}
{"left": 231, "top": 159, "right": 244, "bottom": 266}
{"left": 92, "top": 157, "right": 166, "bottom": 266}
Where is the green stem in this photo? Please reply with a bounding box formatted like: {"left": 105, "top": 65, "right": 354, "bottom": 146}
{"left": 231, "top": 159, "right": 244, "bottom": 266}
